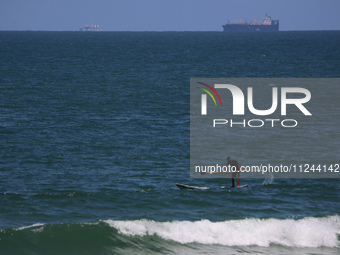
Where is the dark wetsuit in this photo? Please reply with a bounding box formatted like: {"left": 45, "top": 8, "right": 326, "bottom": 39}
{"left": 227, "top": 159, "right": 240, "bottom": 178}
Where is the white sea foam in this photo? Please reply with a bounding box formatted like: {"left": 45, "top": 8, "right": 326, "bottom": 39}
{"left": 262, "top": 172, "right": 275, "bottom": 185}
{"left": 17, "top": 223, "right": 45, "bottom": 231}
{"left": 105, "top": 215, "right": 340, "bottom": 247}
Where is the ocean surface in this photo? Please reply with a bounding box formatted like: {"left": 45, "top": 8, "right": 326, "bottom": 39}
{"left": 0, "top": 31, "right": 340, "bottom": 254}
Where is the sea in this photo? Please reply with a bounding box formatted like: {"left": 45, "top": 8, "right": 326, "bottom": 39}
{"left": 0, "top": 31, "right": 340, "bottom": 254}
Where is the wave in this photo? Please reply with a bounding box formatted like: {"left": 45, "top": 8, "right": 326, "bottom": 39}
{"left": 105, "top": 215, "right": 340, "bottom": 248}
{"left": 1, "top": 216, "right": 339, "bottom": 254}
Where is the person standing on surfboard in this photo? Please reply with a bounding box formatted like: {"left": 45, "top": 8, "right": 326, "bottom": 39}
{"left": 226, "top": 157, "right": 241, "bottom": 188}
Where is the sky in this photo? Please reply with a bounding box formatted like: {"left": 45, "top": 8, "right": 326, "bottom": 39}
{"left": 1, "top": 0, "right": 340, "bottom": 31}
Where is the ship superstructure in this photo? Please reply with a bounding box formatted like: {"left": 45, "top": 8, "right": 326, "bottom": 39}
{"left": 79, "top": 24, "right": 103, "bottom": 32}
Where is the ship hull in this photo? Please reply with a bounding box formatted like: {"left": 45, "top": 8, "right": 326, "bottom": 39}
{"left": 222, "top": 24, "right": 279, "bottom": 32}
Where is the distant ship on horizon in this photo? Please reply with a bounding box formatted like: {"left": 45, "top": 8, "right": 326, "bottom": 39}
{"left": 222, "top": 14, "right": 279, "bottom": 32}
{"left": 79, "top": 24, "right": 103, "bottom": 32}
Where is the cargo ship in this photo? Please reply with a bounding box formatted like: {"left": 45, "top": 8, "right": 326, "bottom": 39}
{"left": 79, "top": 24, "right": 102, "bottom": 32}
{"left": 222, "top": 14, "right": 279, "bottom": 32}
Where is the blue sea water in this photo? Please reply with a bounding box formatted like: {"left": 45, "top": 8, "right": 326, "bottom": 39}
{"left": 0, "top": 31, "right": 340, "bottom": 254}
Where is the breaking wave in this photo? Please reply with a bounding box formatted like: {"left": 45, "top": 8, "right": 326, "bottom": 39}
{"left": 1, "top": 215, "right": 339, "bottom": 254}
{"left": 105, "top": 215, "right": 340, "bottom": 248}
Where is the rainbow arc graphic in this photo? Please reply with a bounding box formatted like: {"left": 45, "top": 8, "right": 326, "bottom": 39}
{"left": 198, "top": 82, "right": 222, "bottom": 115}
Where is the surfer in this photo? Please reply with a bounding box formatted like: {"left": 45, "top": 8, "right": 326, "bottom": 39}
{"left": 226, "top": 157, "right": 241, "bottom": 188}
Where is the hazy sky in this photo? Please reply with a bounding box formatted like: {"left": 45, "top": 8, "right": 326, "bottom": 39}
{"left": 1, "top": 0, "right": 340, "bottom": 31}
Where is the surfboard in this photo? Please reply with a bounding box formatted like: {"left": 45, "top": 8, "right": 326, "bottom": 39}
{"left": 176, "top": 183, "right": 248, "bottom": 190}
